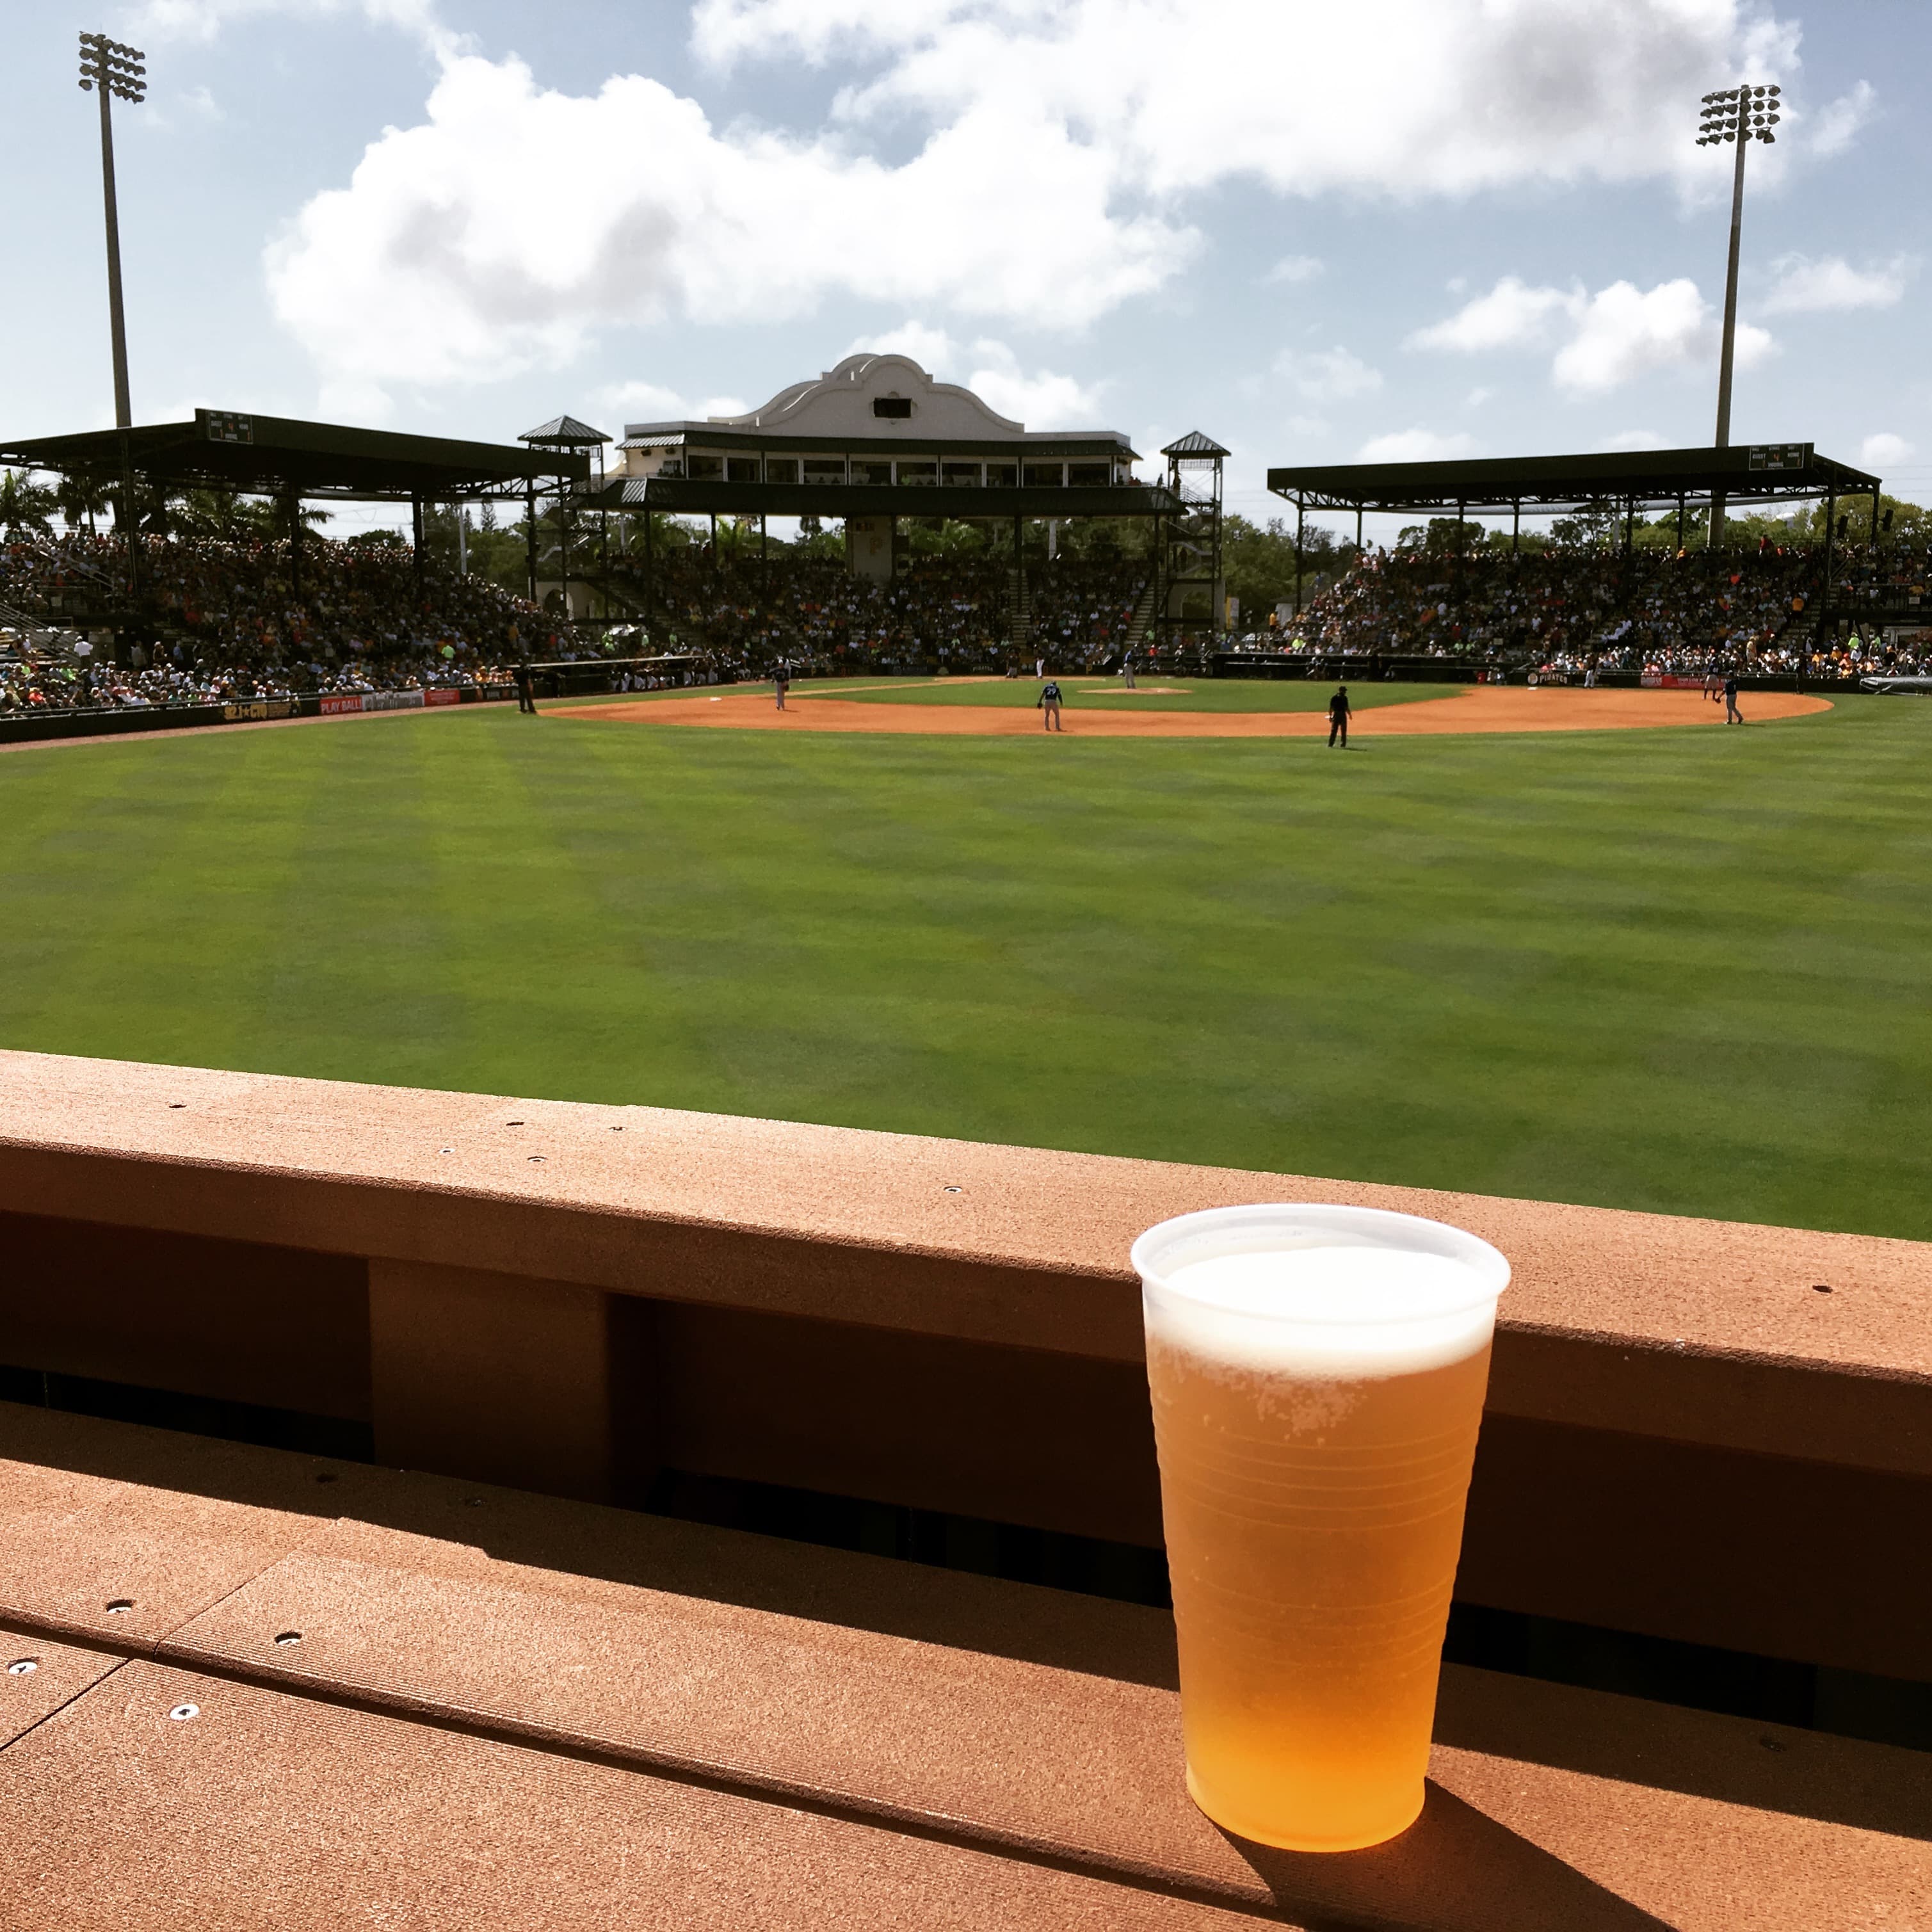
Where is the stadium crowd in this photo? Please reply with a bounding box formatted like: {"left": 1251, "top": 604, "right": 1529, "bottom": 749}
{"left": 643, "top": 551, "right": 1009, "bottom": 672}
{"left": 1300, "top": 544, "right": 1816, "bottom": 664}
{"left": 1027, "top": 559, "right": 1152, "bottom": 664}
{"left": 1282, "top": 538, "right": 1932, "bottom": 680}
{"left": 638, "top": 548, "right": 1155, "bottom": 673}
{"left": 8, "top": 520, "right": 1927, "bottom": 719}
{"left": 1, "top": 532, "right": 567, "bottom": 715}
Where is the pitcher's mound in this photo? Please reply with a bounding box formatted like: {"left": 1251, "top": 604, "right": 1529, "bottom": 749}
{"left": 560, "top": 686, "right": 1833, "bottom": 737}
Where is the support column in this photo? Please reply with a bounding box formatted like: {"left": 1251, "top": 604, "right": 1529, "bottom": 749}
{"left": 558, "top": 483, "right": 571, "bottom": 626}
{"left": 1821, "top": 488, "right": 1837, "bottom": 638}
{"left": 526, "top": 480, "right": 538, "bottom": 606}
{"left": 288, "top": 487, "right": 302, "bottom": 602}
{"left": 411, "top": 492, "right": 424, "bottom": 594}
{"left": 1294, "top": 499, "right": 1305, "bottom": 616}
{"left": 1511, "top": 500, "right": 1520, "bottom": 557}
{"left": 1355, "top": 504, "right": 1364, "bottom": 552}
{"left": 368, "top": 1259, "right": 640, "bottom": 1504}
{"left": 1677, "top": 492, "right": 1686, "bottom": 550}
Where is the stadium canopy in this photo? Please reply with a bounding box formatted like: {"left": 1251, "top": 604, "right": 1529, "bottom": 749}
{"left": 1267, "top": 442, "right": 1881, "bottom": 518}
{"left": 0, "top": 408, "right": 588, "bottom": 501}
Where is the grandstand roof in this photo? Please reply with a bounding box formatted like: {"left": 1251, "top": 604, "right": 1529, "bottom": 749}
{"left": 615, "top": 355, "right": 1140, "bottom": 462}
{"left": 520, "top": 415, "right": 611, "bottom": 447}
{"left": 1268, "top": 442, "right": 1881, "bottom": 514}
{"left": 586, "top": 477, "right": 1183, "bottom": 520}
{"left": 1163, "top": 430, "right": 1229, "bottom": 458}
{"left": 0, "top": 409, "right": 588, "bottom": 501}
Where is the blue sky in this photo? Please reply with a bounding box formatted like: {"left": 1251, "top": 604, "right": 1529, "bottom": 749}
{"left": 4, "top": 0, "right": 1925, "bottom": 540}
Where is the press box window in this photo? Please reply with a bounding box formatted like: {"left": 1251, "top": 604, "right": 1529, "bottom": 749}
{"left": 873, "top": 397, "right": 914, "bottom": 419}
{"left": 726, "top": 458, "right": 761, "bottom": 483}
{"left": 896, "top": 460, "right": 938, "bottom": 485}
{"left": 985, "top": 463, "right": 1017, "bottom": 487}
{"left": 1067, "top": 463, "right": 1111, "bottom": 486}
{"left": 764, "top": 458, "right": 799, "bottom": 484}
{"left": 1022, "top": 463, "right": 1066, "bottom": 488}
{"left": 685, "top": 455, "right": 724, "bottom": 482}
{"left": 852, "top": 460, "right": 894, "bottom": 486}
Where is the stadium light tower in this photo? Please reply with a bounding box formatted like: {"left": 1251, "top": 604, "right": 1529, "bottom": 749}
{"left": 1696, "top": 81, "right": 1778, "bottom": 544}
{"left": 78, "top": 30, "right": 147, "bottom": 430}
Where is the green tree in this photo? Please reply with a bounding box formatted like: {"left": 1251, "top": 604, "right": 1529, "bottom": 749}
{"left": 0, "top": 470, "right": 58, "bottom": 538}
{"left": 1392, "top": 516, "right": 1488, "bottom": 554}
{"left": 54, "top": 466, "right": 117, "bottom": 536}
{"left": 1221, "top": 513, "right": 1337, "bottom": 615}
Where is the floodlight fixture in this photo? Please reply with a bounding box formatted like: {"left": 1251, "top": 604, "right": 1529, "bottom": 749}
{"left": 78, "top": 29, "right": 146, "bottom": 431}
{"left": 1696, "top": 82, "right": 1782, "bottom": 542}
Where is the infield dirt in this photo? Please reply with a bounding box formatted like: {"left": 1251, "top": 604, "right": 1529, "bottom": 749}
{"left": 560, "top": 684, "right": 1833, "bottom": 737}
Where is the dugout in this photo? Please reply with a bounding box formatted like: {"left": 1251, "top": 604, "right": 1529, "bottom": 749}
{"left": 1266, "top": 442, "right": 1884, "bottom": 627}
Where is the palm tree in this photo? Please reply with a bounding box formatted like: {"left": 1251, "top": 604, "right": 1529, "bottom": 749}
{"left": 54, "top": 466, "right": 117, "bottom": 536}
{"left": 0, "top": 470, "right": 58, "bottom": 540}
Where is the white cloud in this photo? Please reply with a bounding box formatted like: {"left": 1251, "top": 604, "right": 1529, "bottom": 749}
{"left": 592, "top": 379, "right": 748, "bottom": 423}
{"left": 844, "top": 321, "right": 958, "bottom": 369}
{"left": 1603, "top": 430, "right": 1668, "bottom": 451}
{"left": 1412, "top": 274, "right": 1775, "bottom": 394}
{"left": 127, "top": 0, "right": 452, "bottom": 47}
{"left": 693, "top": 0, "right": 1807, "bottom": 200}
{"left": 960, "top": 339, "right": 1106, "bottom": 428}
{"left": 1861, "top": 433, "right": 1914, "bottom": 471}
{"left": 264, "top": 51, "right": 1188, "bottom": 401}
{"left": 1408, "top": 276, "right": 1575, "bottom": 353}
{"left": 1287, "top": 414, "right": 1330, "bottom": 437}
{"left": 1761, "top": 252, "right": 1913, "bottom": 314}
{"left": 1356, "top": 429, "right": 1480, "bottom": 463}
{"left": 838, "top": 324, "right": 1107, "bottom": 426}
{"left": 1464, "top": 387, "right": 1495, "bottom": 408}
{"left": 1806, "top": 81, "right": 1875, "bottom": 157}
{"left": 1264, "top": 255, "right": 1324, "bottom": 286}
{"left": 1556, "top": 280, "right": 1737, "bottom": 392}
{"left": 1273, "top": 345, "right": 1381, "bottom": 402}
{"left": 598, "top": 379, "right": 686, "bottom": 418}
{"left": 257, "top": 1, "right": 1854, "bottom": 399}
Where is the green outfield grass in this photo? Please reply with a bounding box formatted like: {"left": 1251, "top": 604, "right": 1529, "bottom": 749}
{"left": 3, "top": 697, "right": 1928, "bottom": 1239}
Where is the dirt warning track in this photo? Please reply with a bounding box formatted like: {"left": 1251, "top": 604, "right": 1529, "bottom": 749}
{"left": 559, "top": 685, "right": 1834, "bottom": 737}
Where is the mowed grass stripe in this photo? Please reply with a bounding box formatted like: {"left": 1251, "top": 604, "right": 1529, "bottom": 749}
{"left": 1, "top": 699, "right": 1927, "bottom": 1237}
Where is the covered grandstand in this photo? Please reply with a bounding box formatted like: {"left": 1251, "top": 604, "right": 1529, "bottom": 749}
{"left": 572, "top": 354, "right": 1223, "bottom": 664}
{"left": 1258, "top": 444, "right": 1917, "bottom": 686}
{"left": 0, "top": 408, "right": 588, "bottom": 608}
{"left": 1268, "top": 443, "right": 1883, "bottom": 609}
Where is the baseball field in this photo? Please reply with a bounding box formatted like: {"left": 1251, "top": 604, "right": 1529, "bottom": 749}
{"left": 3, "top": 677, "right": 1927, "bottom": 1239}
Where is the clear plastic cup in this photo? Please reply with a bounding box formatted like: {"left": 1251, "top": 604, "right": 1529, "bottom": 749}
{"left": 1133, "top": 1202, "right": 1509, "bottom": 1851}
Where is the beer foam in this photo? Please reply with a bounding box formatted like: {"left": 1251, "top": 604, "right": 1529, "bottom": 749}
{"left": 1145, "top": 1245, "right": 1499, "bottom": 1378}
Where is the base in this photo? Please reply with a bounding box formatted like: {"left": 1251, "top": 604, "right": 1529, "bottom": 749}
{"left": 1185, "top": 1765, "right": 1426, "bottom": 1855}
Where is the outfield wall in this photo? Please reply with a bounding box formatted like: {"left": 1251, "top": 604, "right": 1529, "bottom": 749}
{"left": 0, "top": 682, "right": 516, "bottom": 746}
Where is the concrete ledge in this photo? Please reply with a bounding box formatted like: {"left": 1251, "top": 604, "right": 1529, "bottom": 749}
{"left": 3, "top": 1050, "right": 1928, "bottom": 1476}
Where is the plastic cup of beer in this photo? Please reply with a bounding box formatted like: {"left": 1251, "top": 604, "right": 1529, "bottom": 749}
{"left": 1133, "top": 1203, "right": 1508, "bottom": 1853}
